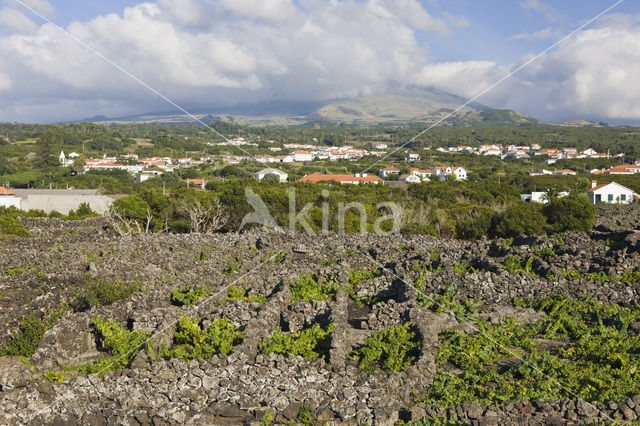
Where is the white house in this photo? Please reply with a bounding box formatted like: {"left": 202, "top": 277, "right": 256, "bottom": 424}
{"left": 405, "top": 153, "right": 421, "bottom": 162}
{"left": 292, "top": 151, "right": 313, "bottom": 162}
{"left": 588, "top": 181, "right": 638, "bottom": 204}
{"left": 452, "top": 167, "right": 467, "bottom": 180}
{"left": 399, "top": 174, "right": 421, "bottom": 184}
{"left": 0, "top": 186, "right": 20, "bottom": 208}
{"left": 373, "top": 143, "right": 388, "bottom": 150}
{"left": 521, "top": 191, "right": 569, "bottom": 205}
{"left": 433, "top": 166, "right": 467, "bottom": 181}
{"left": 255, "top": 168, "right": 288, "bottom": 183}
{"left": 410, "top": 168, "right": 432, "bottom": 179}
{"left": 379, "top": 167, "right": 401, "bottom": 178}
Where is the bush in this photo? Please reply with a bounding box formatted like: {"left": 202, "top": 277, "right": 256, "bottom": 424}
{"left": 494, "top": 201, "right": 547, "bottom": 237}
{"left": 543, "top": 195, "right": 596, "bottom": 233}
{"left": 0, "top": 307, "right": 65, "bottom": 357}
{"left": 450, "top": 205, "right": 494, "bottom": 240}
{"left": 73, "top": 279, "right": 142, "bottom": 312}
{"left": 74, "top": 317, "right": 151, "bottom": 375}
{"left": 226, "top": 285, "right": 267, "bottom": 304}
{"left": 413, "top": 282, "right": 481, "bottom": 322}
{"left": 161, "top": 317, "right": 243, "bottom": 362}
{"left": 0, "top": 216, "right": 30, "bottom": 237}
{"left": 259, "top": 323, "right": 335, "bottom": 360}
{"left": 349, "top": 322, "right": 422, "bottom": 373}
{"left": 171, "top": 285, "right": 211, "bottom": 306}
{"left": 290, "top": 273, "right": 341, "bottom": 302}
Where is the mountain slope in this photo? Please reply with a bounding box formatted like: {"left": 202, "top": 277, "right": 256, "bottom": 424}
{"left": 68, "top": 86, "right": 543, "bottom": 127}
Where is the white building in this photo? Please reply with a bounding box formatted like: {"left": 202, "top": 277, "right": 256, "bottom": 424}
{"left": 588, "top": 181, "right": 638, "bottom": 204}
{"left": 373, "top": 143, "right": 388, "bottom": 150}
{"left": 433, "top": 166, "right": 467, "bottom": 181}
{"left": 399, "top": 174, "right": 421, "bottom": 184}
{"left": 410, "top": 168, "right": 432, "bottom": 179}
{"left": 255, "top": 168, "right": 288, "bottom": 183}
{"left": 379, "top": 167, "right": 400, "bottom": 178}
{"left": 452, "top": 167, "right": 468, "bottom": 180}
{"left": 405, "top": 153, "right": 421, "bottom": 162}
{"left": 292, "top": 151, "right": 313, "bottom": 162}
{"left": 521, "top": 191, "right": 569, "bottom": 205}
{"left": 0, "top": 186, "right": 20, "bottom": 208}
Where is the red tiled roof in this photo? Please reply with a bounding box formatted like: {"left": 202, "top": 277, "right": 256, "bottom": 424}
{"left": 0, "top": 186, "right": 15, "bottom": 196}
{"left": 588, "top": 182, "right": 612, "bottom": 192}
{"left": 298, "top": 172, "right": 381, "bottom": 184}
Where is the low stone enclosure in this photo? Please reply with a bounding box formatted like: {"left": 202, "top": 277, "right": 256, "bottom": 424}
{"left": 1, "top": 217, "right": 640, "bottom": 424}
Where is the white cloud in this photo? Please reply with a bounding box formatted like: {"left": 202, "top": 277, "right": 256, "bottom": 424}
{"left": 420, "top": 22, "right": 640, "bottom": 124}
{"left": 0, "top": 7, "right": 39, "bottom": 34}
{"left": 2, "top": 0, "right": 53, "bottom": 17}
{"left": 509, "top": 27, "right": 559, "bottom": 41}
{"left": 521, "top": 0, "right": 560, "bottom": 23}
{"left": 0, "top": 71, "right": 10, "bottom": 91}
{"left": 0, "top": 1, "right": 638, "bottom": 124}
{"left": 0, "top": 0, "right": 453, "bottom": 121}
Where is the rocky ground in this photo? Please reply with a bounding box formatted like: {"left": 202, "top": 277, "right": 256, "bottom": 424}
{"left": 1, "top": 213, "right": 640, "bottom": 425}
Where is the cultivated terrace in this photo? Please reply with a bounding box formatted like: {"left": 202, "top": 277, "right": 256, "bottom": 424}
{"left": 1, "top": 207, "right": 640, "bottom": 424}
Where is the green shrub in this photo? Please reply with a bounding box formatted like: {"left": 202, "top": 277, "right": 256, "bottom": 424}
{"left": 226, "top": 285, "right": 267, "bottom": 304}
{"left": 0, "top": 307, "right": 65, "bottom": 357}
{"left": 259, "top": 323, "right": 335, "bottom": 360}
{"left": 4, "top": 268, "right": 27, "bottom": 275}
{"left": 414, "top": 282, "right": 481, "bottom": 322}
{"left": 349, "top": 322, "right": 422, "bottom": 374}
{"left": 532, "top": 245, "right": 556, "bottom": 260}
{"left": 290, "top": 273, "right": 341, "bottom": 302}
{"left": 44, "top": 370, "right": 68, "bottom": 383}
{"left": 452, "top": 262, "right": 478, "bottom": 274}
{"left": 423, "top": 295, "right": 640, "bottom": 407}
{"left": 450, "top": 204, "right": 494, "bottom": 240}
{"left": 543, "top": 195, "right": 596, "bottom": 233}
{"left": 171, "top": 284, "right": 211, "bottom": 306}
{"left": 504, "top": 255, "right": 534, "bottom": 275}
{"left": 73, "top": 279, "right": 142, "bottom": 312}
{"left": 0, "top": 216, "right": 30, "bottom": 237}
{"left": 161, "top": 317, "right": 243, "bottom": 362}
{"left": 221, "top": 256, "right": 241, "bottom": 275}
{"left": 344, "top": 268, "right": 382, "bottom": 307}
{"left": 73, "top": 317, "right": 151, "bottom": 376}
{"left": 494, "top": 201, "right": 547, "bottom": 237}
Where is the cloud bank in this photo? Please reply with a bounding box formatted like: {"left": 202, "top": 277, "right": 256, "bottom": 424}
{"left": 0, "top": 0, "right": 638, "bottom": 124}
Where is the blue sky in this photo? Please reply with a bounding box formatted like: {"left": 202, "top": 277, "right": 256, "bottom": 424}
{"left": 0, "top": 0, "right": 639, "bottom": 123}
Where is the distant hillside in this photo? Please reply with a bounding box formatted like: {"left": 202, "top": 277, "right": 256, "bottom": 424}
{"left": 560, "top": 119, "right": 605, "bottom": 127}
{"left": 442, "top": 109, "right": 540, "bottom": 126}
{"left": 304, "top": 86, "right": 486, "bottom": 125}
{"left": 68, "top": 86, "right": 546, "bottom": 127}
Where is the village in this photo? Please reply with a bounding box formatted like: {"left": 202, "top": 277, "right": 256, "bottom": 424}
{"left": 54, "top": 137, "right": 631, "bottom": 185}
